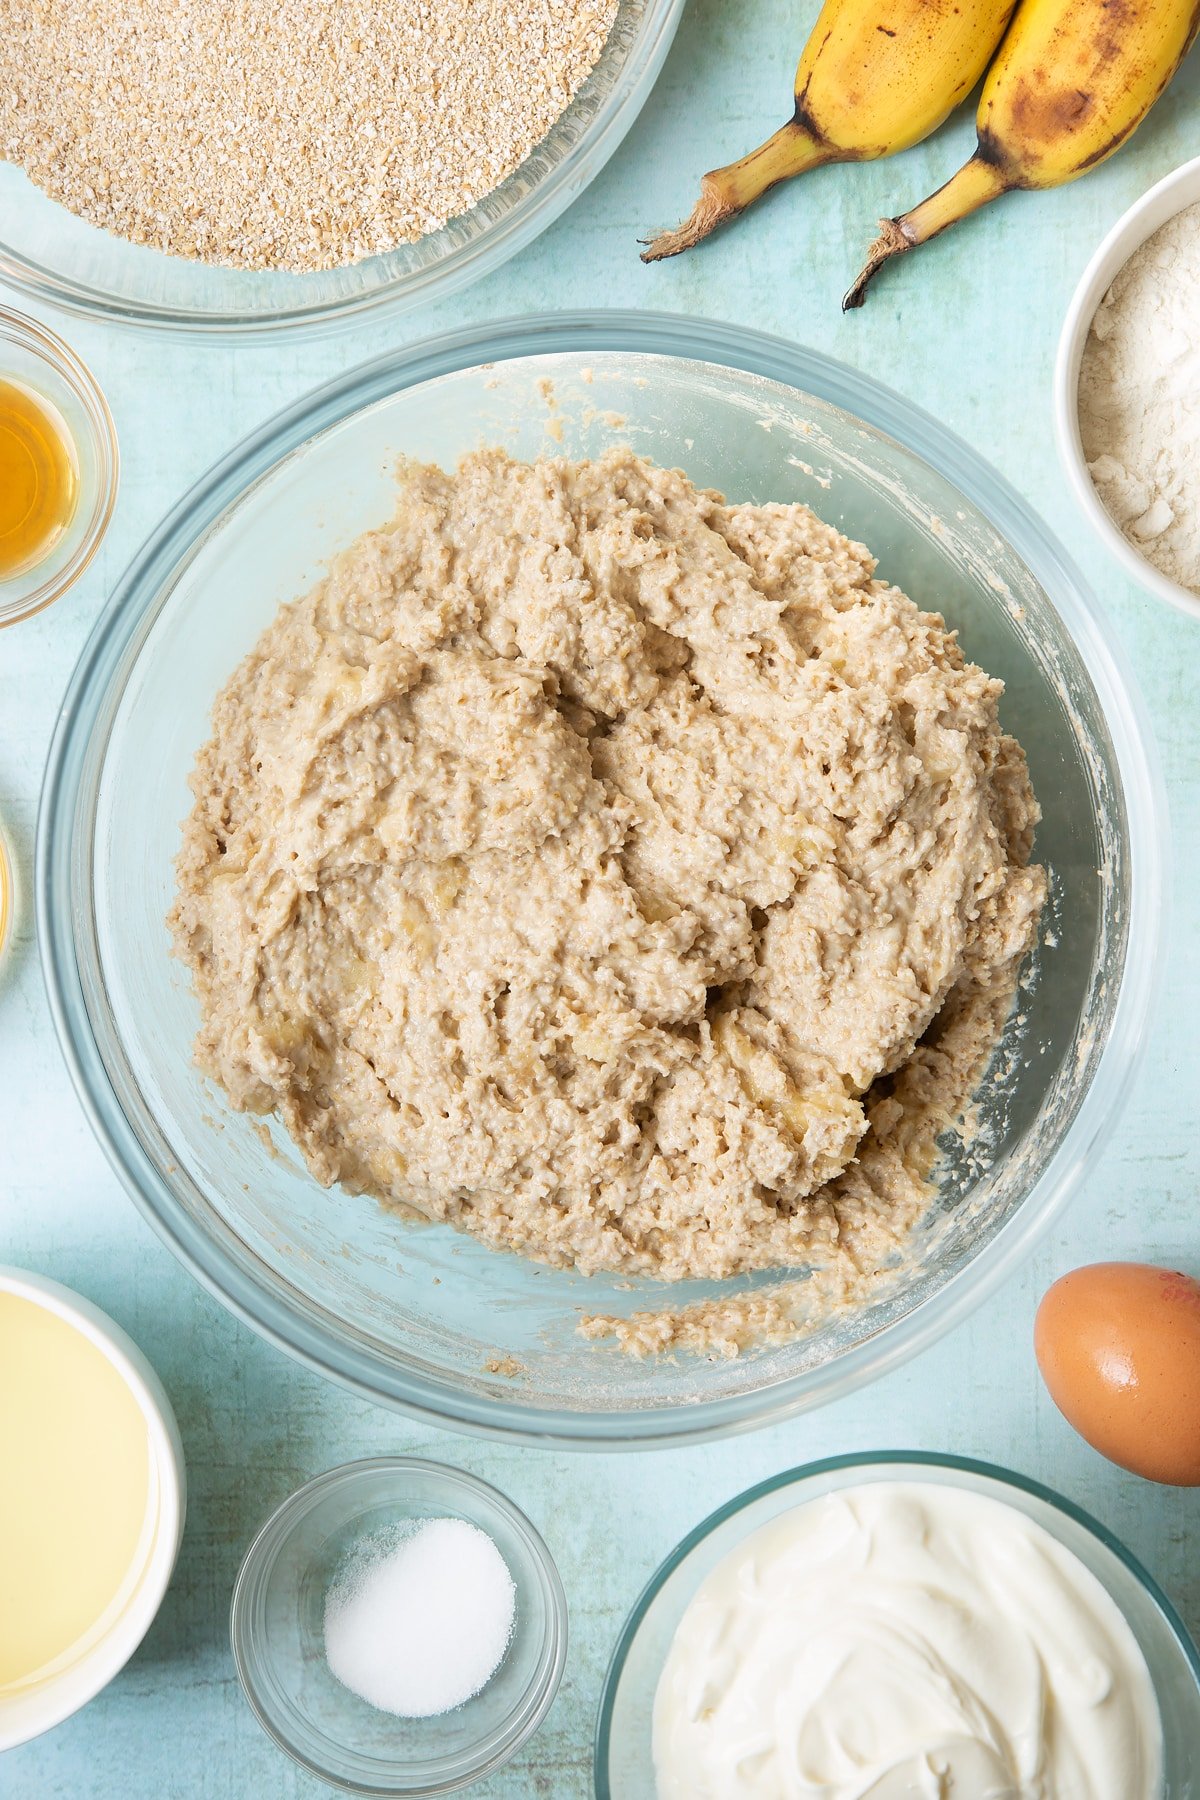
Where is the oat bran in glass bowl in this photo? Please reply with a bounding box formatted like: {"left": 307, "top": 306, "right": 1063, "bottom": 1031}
{"left": 0, "top": 0, "right": 685, "bottom": 336}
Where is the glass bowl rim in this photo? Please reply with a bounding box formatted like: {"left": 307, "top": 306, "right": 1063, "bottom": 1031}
{"left": 230, "top": 1455, "right": 568, "bottom": 1796}
{"left": 0, "top": 304, "right": 120, "bottom": 626}
{"left": 0, "top": 0, "right": 687, "bottom": 341}
{"left": 593, "top": 1448, "right": 1200, "bottom": 1797}
{"left": 36, "top": 308, "right": 1167, "bottom": 1448}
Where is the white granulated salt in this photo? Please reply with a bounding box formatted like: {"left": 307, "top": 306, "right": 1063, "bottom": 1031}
{"left": 1078, "top": 200, "right": 1200, "bottom": 595}
{"left": 323, "top": 1518, "right": 516, "bottom": 1718}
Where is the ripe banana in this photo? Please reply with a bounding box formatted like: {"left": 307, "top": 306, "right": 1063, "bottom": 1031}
{"left": 844, "top": 0, "right": 1200, "bottom": 307}
{"left": 641, "top": 0, "right": 1018, "bottom": 262}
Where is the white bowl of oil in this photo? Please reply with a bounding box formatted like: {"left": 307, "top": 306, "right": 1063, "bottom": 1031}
{"left": 0, "top": 811, "right": 14, "bottom": 978}
{"left": 0, "top": 1267, "right": 185, "bottom": 1749}
{"left": 0, "top": 307, "right": 118, "bottom": 627}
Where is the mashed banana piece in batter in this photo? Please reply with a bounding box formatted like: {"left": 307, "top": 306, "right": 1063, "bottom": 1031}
{"left": 171, "top": 448, "right": 1045, "bottom": 1289}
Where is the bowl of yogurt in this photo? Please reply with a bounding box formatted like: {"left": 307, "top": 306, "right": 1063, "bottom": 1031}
{"left": 595, "top": 1452, "right": 1200, "bottom": 1797}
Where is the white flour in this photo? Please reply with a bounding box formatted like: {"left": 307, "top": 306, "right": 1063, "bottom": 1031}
{"left": 1078, "top": 199, "right": 1200, "bottom": 595}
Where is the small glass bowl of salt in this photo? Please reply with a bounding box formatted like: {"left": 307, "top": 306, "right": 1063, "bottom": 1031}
{"left": 231, "top": 1458, "right": 567, "bottom": 1793}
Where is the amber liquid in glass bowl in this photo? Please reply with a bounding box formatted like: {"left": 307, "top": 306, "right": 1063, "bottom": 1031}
{"left": 0, "top": 378, "right": 78, "bottom": 580}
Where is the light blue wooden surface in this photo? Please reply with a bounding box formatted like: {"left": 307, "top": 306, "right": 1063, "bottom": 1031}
{"left": 3, "top": 3, "right": 1199, "bottom": 1793}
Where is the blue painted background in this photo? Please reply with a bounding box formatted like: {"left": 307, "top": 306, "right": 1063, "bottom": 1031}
{"left": 4, "top": 2, "right": 1199, "bottom": 1791}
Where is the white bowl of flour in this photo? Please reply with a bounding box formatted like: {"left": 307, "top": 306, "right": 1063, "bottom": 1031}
{"left": 1056, "top": 153, "right": 1200, "bottom": 622}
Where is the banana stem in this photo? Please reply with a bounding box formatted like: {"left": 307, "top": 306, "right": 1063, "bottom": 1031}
{"left": 842, "top": 153, "right": 1012, "bottom": 309}
{"left": 642, "top": 119, "right": 831, "bottom": 262}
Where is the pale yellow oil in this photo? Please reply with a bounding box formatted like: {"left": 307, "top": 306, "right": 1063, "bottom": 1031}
{"left": 0, "top": 1293, "right": 152, "bottom": 1689}
{"left": 0, "top": 822, "right": 11, "bottom": 970}
{"left": 0, "top": 380, "right": 78, "bottom": 581}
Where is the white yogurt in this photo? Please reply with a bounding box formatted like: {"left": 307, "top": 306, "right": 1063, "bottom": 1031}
{"left": 653, "top": 1482, "right": 1162, "bottom": 1799}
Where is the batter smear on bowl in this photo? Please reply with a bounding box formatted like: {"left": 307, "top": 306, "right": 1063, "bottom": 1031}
{"left": 170, "top": 450, "right": 1045, "bottom": 1328}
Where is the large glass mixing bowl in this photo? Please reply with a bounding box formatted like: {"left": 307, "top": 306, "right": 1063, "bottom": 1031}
{"left": 38, "top": 313, "right": 1164, "bottom": 1446}
{"left": 0, "top": 0, "right": 683, "bottom": 337}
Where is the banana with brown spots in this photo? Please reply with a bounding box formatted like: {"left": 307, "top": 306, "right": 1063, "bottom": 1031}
{"left": 845, "top": 0, "right": 1200, "bottom": 306}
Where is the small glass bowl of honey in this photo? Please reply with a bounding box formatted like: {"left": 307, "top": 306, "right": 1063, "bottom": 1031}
{"left": 0, "top": 307, "right": 118, "bottom": 627}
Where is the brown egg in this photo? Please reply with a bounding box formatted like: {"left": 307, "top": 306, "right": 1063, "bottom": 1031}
{"left": 1035, "top": 1262, "right": 1200, "bottom": 1486}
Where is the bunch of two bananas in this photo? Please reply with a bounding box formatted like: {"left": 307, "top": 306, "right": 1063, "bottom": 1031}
{"left": 643, "top": 0, "right": 1200, "bottom": 303}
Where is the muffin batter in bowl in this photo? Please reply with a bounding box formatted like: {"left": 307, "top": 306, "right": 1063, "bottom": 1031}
{"left": 170, "top": 448, "right": 1045, "bottom": 1300}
